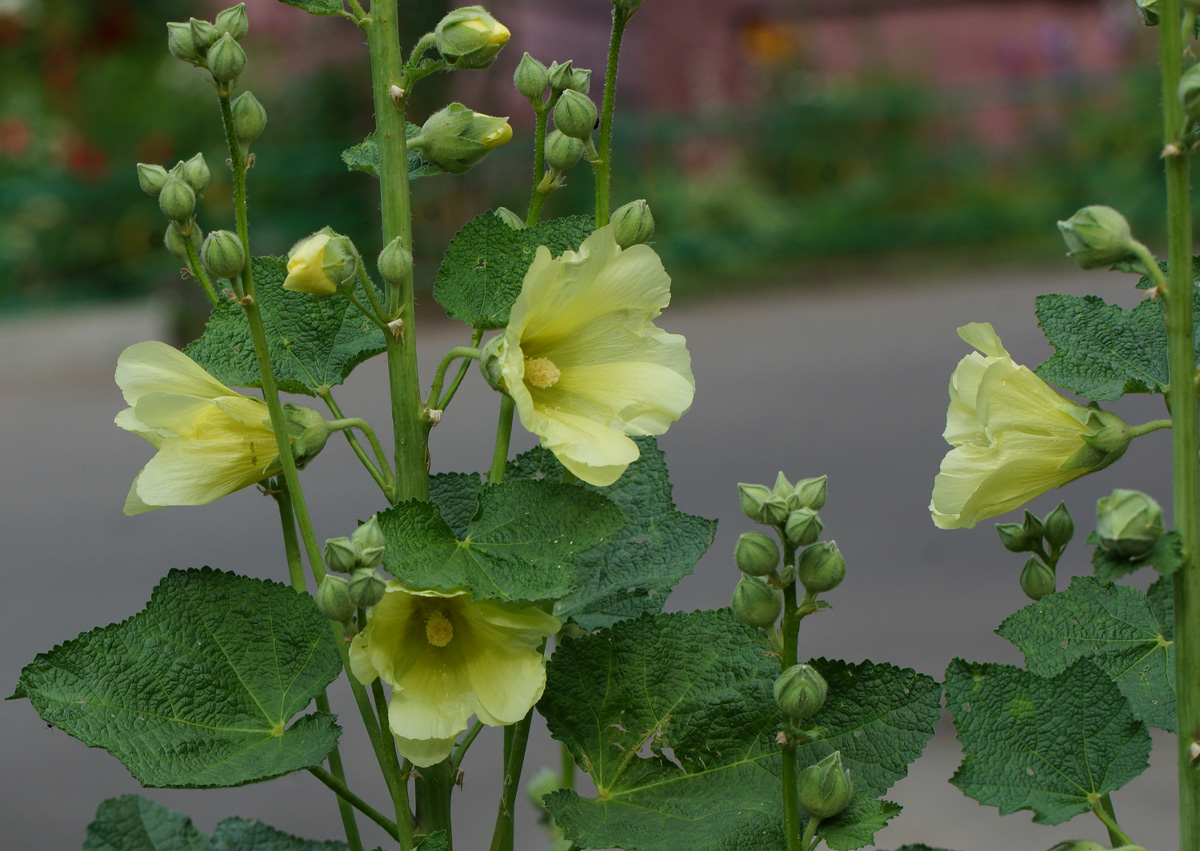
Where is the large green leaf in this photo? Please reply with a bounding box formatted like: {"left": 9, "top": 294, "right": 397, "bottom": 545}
{"left": 83, "top": 795, "right": 350, "bottom": 851}
{"left": 432, "top": 213, "right": 593, "bottom": 329}
{"left": 16, "top": 568, "right": 342, "bottom": 787}
{"left": 378, "top": 478, "right": 624, "bottom": 602}
{"left": 1033, "top": 289, "right": 1200, "bottom": 402}
{"left": 184, "top": 256, "right": 385, "bottom": 395}
{"left": 341, "top": 125, "right": 442, "bottom": 180}
{"left": 506, "top": 438, "right": 716, "bottom": 629}
{"left": 998, "top": 575, "right": 1175, "bottom": 731}
{"left": 84, "top": 796, "right": 207, "bottom": 851}
{"left": 541, "top": 610, "right": 936, "bottom": 850}
{"left": 944, "top": 658, "right": 1151, "bottom": 825}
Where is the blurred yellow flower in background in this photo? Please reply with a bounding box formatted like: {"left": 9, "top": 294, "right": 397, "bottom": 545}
{"left": 492, "top": 224, "right": 694, "bottom": 486}
{"left": 349, "top": 583, "right": 559, "bottom": 767}
{"left": 930, "top": 323, "right": 1131, "bottom": 530}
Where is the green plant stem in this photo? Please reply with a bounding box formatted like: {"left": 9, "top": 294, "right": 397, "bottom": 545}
{"left": 1093, "top": 796, "right": 1135, "bottom": 847}
{"left": 452, "top": 720, "right": 485, "bottom": 771}
{"left": 319, "top": 391, "right": 394, "bottom": 497}
{"left": 428, "top": 346, "right": 482, "bottom": 410}
{"left": 1159, "top": 5, "right": 1200, "bottom": 849}
{"left": 309, "top": 766, "right": 400, "bottom": 843}
{"left": 182, "top": 235, "right": 220, "bottom": 306}
{"left": 327, "top": 416, "right": 394, "bottom": 488}
{"left": 345, "top": 0, "right": 367, "bottom": 23}
{"left": 595, "top": 7, "right": 631, "bottom": 227}
{"left": 437, "top": 330, "right": 484, "bottom": 410}
{"left": 273, "top": 484, "right": 361, "bottom": 850}
{"left": 489, "top": 710, "right": 534, "bottom": 851}
{"left": 799, "top": 814, "right": 820, "bottom": 851}
{"left": 1127, "top": 418, "right": 1173, "bottom": 438}
{"left": 367, "top": 0, "right": 427, "bottom": 503}
{"left": 346, "top": 289, "right": 391, "bottom": 333}
{"left": 778, "top": 538, "right": 802, "bottom": 851}
{"left": 526, "top": 188, "right": 549, "bottom": 227}
{"left": 489, "top": 395, "right": 517, "bottom": 484}
{"left": 414, "top": 760, "right": 455, "bottom": 846}
{"left": 355, "top": 263, "right": 389, "bottom": 320}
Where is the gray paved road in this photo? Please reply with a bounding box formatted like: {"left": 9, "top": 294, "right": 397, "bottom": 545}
{"left": 1, "top": 267, "right": 1178, "bottom": 850}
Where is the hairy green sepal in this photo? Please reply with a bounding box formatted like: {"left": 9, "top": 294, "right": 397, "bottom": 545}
{"left": 341, "top": 125, "right": 442, "bottom": 180}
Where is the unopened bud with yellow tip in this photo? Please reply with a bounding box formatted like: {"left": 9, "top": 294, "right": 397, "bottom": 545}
{"left": 410, "top": 104, "right": 511, "bottom": 174}
{"left": 284, "top": 228, "right": 359, "bottom": 297}
{"left": 435, "top": 6, "right": 510, "bottom": 70}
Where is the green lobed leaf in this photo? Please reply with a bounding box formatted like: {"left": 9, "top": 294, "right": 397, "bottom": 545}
{"left": 341, "top": 125, "right": 442, "bottom": 180}
{"left": 793, "top": 659, "right": 943, "bottom": 800}
{"left": 184, "top": 256, "right": 386, "bottom": 396}
{"left": 997, "top": 575, "right": 1175, "bottom": 731}
{"left": 944, "top": 658, "right": 1152, "bottom": 825}
{"left": 378, "top": 478, "right": 624, "bottom": 602}
{"left": 432, "top": 213, "right": 594, "bottom": 329}
{"left": 1088, "top": 529, "right": 1184, "bottom": 583}
{"left": 427, "top": 472, "right": 484, "bottom": 539}
{"left": 84, "top": 796, "right": 207, "bottom": 851}
{"left": 413, "top": 833, "right": 449, "bottom": 851}
{"left": 17, "top": 568, "right": 342, "bottom": 788}
{"left": 210, "top": 820, "right": 346, "bottom": 850}
{"left": 821, "top": 798, "right": 901, "bottom": 851}
{"left": 1033, "top": 288, "right": 1200, "bottom": 401}
{"left": 542, "top": 609, "right": 783, "bottom": 851}
{"left": 277, "top": 0, "right": 345, "bottom": 15}
{"left": 505, "top": 437, "right": 716, "bottom": 629}
{"left": 541, "top": 610, "right": 936, "bottom": 851}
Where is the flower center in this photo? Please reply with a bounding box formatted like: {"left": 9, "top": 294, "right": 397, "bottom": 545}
{"left": 425, "top": 610, "right": 454, "bottom": 647}
{"left": 525, "top": 357, "right": 561, "bottom": 389}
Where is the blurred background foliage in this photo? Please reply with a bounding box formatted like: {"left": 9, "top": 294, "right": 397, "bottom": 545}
{"left": 0, "top": 0, "right": 1176, "bottom": 312}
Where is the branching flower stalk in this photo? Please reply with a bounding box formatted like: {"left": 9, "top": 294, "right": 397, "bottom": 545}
{"left": 1159, "top": 2, "right": 1200, "bottom": 848}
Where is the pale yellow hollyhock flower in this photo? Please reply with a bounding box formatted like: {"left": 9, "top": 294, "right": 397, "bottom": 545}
{"left": 492, "top": 224, "right": 695, "bottom": 486}
{"left": 349, "top": 583, "right": 559, "bottom": 767}
{"left": 930, "top": 323, "right": 1131, "bottom": 530}
{"left": 115, "top": 341, "right": 301, "bottom": 515}
{"left": 284, "top": 232, "right": 336, "bottom": 295}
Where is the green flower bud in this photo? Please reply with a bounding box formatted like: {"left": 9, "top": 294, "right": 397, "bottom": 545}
{"left": 1096, "top": 488, "right": 1164, "bottom": 560}
{"left": 493, "top": 206, "right": 525, "bottom": 229}
{"left": 166, "top": 22, "right": 201, "bottom": 64}
{"left": 798, "top": 752, "right": 853, "bottom": 819}
{"left": 1042, "top": 501, "right": 1075, "bottom": 550}
{"left": 189, "top": 18, "right": 220, "bottom": 52}
{"left": 284, "top": 404, "right": 331, "bottom": 468}
{"left": 774, "top": 663, "right": 828, "bottom": 721}
{"left": 316, "top": 575, "right": 355, "bottom": 623}
{"left": 200, "top": 230, "right": 245, "bottom": 279}
{"left": 611, "top": 199, "right": 655, "bottom": 248}
{"left": 514, "top": 52, "right": 549, "bottom": 101}
{"left": 137, "top": 163, "right": 170, "bottom": 196}
{"left": 738, "top": 483, "right": 771, "bottom": 522}
{"left": 544, "top": 130, "right": 584, "bottom": 172}
{"left": 164, "top": 222, "right": 202, "bottom": 261}
{"left": 731, "top": 576, "right": 781, "bottom": 629}
{"left": 348, "top": 567, "right": 387, "bottom": 608}
{"left": 214, "top": 3, "right": 249, "bottom": 40}
{"left": 553, "top": 89, "right": 598, "bottom": 140}
{"left": 207, "top": 32, "right": 247, "bottom": 86}
{"left": 1019, "top": 556, "right": 1055, "bottom": 601}
{"left": 352, "top": 515, "right": 386, "bottom": 553}
{"left": 1057, "top": 205, "right": 1137, "bottom": 270}
{"left": 791, "top": 476, "right": 828, "bottom": 511}
{"left": 231, "top": 91, "right": 267, "bottom": 147}
{"left": 284, "top": 228, "right": 359, "bottom": 296}
{"left": 412, "top": 103, "right": 512, "bottom": 174}
{"left": 784, "top": 508, "right": 823, "bottom": 549}
{"left": 1021, "top": 510, "right": 1045, "bottom": 544}
{"left": 435, "top": 5, "right": 511, "bottom": 70}
{"left": 478, "top": 334, "right": 506, "bottom": 393}
{"left": 771, "top": 471, "right": 792, "bottom": 499}
{"left": 797, "top": 541, "right": 846, "bottom": 594}
{"left": 566, "top": 66, "right": 592, "bottom": 94}
{"left": 735, "top": 531, "right": 780, "bottom": 577}
{"left": 180, "top": 152, "right": 210, "bottom": 193}
{"left": 323, "top": 536, "right": 359, "bottom": 573}
{"left": 378, "top": 235, "right": 413, "bottom": 288}
{"left": 548, "top": 60, "right": 576, "bottom": 93}
{"left": 995, "top": 521, "right": 1035, "bottom": 554}
{"left": 158, "top": 175, "right": 197, "bottom": 222}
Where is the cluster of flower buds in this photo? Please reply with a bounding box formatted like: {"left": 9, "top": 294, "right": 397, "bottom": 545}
{"left": 410, "top": 103, "right": 512, "bottom": 174}
{"left": 995, "top": 503, "right": 1074, "bottom": 601}
{"left": 1096, "top": 488, "right": 1164, "bottom": 561}
{"left": 284, "top": 228, "right": 361, "bottom": 297}
{"left": 317, "top": 516, "right": 389, "bottom": 623}
{"left": 137, "top": 153, "right": 215, "bottom": 267}
{"left": 166, "top": 4, "right": 250, "bottom": 93}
